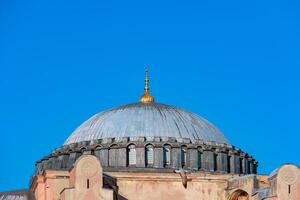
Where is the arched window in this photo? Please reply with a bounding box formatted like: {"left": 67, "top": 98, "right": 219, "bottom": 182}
{"left": 253, "top": 163, "right": 257, "bottom": 174}
{"left": 181, "top": 146, "right": 187, "bottom": 168}
{"left": 163, "top": 145, "right": 171, "bottom": 166}
{"left": 239, "top": 157, "right": 243, "bottom": 174}
{"left": 198, "top": 148, "right": 202, "bottom": 170}
{"left": 229, "top": 190, "right": 249, "bottom": 200}
{"left": 227, "top": 154, "right": 231, "bottom": 173}
{"left": 247, "top": 160, "right": 251, "bottom": 174}
{"left": 214, "top": 153, "right": 218, "bottom": 171}
{"left": 145, "top": 145, "right": 154, "bottom": 166}
{"left": 127, "top": 144, "right": 136, "bottom": 166}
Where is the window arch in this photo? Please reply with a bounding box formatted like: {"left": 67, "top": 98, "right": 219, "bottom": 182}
{"left": 94, "top": 145, "right": 102, "bottom": 150}
{"left": 163, "top": 145, "right": 171, "bottom": 167}
{"left": 145, "top": 144, "right": 154, "bottom": 166}
{"left": 127, "top": 144, "right": 136, "bottom": 166}
{"left": 229, "top": 190, "right": 249, "bottom": 200}
{"left": 181, "top": 146, "right": 187, "bottom": 168}
{"left": 80, "top": 147, "right": 87, "bottom": 153}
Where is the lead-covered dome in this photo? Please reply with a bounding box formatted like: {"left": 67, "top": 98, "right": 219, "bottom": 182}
{"left": 35, "top": 69, "right": 258, "bottom": 177}
{"left": 64, "top": 103, "right": 229, "bottom": 145}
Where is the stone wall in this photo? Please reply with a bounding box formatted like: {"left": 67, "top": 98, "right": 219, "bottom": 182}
{"left": 108, "top": 172, "right": 232, "bottom": 200}
{"left": 30, "top": 154, "right": 300, "bottom": 200}
{"left": 31, "top": 155, "right": 115, "bottom": 200}
{"left": 268, "top": 164, "right": 300, "bottom": 200}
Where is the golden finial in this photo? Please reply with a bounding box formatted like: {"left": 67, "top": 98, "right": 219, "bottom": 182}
{"left": 140, "top": 68, "right": 154, "bottom": 103}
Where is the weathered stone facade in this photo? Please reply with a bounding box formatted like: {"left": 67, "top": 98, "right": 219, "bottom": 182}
{"left": 27, "top": 154, "right": 300, "bottom": 200}
{"left": 1, "top": 97, "right": 299, "bottom": 200}
{"left": 30, "top": 155, "right": 115, "bottom": 200}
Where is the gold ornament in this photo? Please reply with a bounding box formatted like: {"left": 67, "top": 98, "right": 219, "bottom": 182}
{"left": 140, "top": 68, "right": 154, "bottom": 103}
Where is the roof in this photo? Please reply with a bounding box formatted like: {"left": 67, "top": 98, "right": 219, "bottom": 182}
{"left": 64, "top": 102, "right": 229, "bottom": 145}
{"left": 0, "top": 190, "right": 35, "bottom": 200}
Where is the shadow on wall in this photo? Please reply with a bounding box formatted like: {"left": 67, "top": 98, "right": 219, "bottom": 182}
{"left": 117, "top": 194, "right": 129, "bottom": 200}
{"left": 103, "top": 173, "right": 128, "bottom": 200}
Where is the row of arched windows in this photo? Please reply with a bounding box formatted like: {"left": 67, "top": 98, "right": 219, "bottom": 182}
{"left": 106, "top": 144, "right": 253, "bottom": 173}
{"left": 127, "top": 144, "right": 154, "bottom": 166}
{"left": 126, "top": 144, "right": 187, "bottom": 167}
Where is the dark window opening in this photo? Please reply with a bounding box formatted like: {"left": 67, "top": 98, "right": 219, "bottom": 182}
{"left": 181, "top": 146, "right": 187, "bottom": 168}
{"left": 198, "top": 151, "right": 202, "bottom": 170}
{"left": 247, "top": 160, "right": 251, "bottom": 174}
{"left": 163, "top": 145, "right": 171, "bottom": 167}
{"left": 239, "top": 158, "right": 243, "bottom": 174}
{"left": 87, "top": 179, "right": 89, "bottom": 189}
{"left": 227, "top": 155, "right": 231, "bottom": 173}
{"left": 213, "top": 153, "right": 218, "bottom": 171}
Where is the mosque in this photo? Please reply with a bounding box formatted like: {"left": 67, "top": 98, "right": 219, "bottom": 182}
{"left": 0, "top": 69, "right": 299, "bottom": 200}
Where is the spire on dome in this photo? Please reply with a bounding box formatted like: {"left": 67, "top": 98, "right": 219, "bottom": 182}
{"left": 140, "top": 68, "right": 154, "bottom": 103}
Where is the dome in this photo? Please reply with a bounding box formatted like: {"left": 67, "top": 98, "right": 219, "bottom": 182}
{"left": 64, "top": 102, "right": 229, "bottom": 145}
{"left": 35, "top": 70, "right": 258, "bottom": 177}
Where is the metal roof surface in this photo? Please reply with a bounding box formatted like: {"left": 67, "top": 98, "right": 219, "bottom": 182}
{"left": 64, "top": 103, "right": 229, "bottom": 145}
{"left": 0, "top": 190, "right": 35, "bottom": 200}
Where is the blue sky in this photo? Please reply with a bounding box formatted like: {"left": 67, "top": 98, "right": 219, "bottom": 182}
{"left": 1, "top": 0, "right": 300, "bottom": 191}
